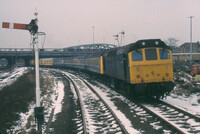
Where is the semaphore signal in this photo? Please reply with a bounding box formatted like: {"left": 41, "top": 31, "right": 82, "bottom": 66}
{"left": 2, "top": 11, "right": 44, "bottom": 134}
{"left": 2, "top": 19, "right": 38, "bottom": 35}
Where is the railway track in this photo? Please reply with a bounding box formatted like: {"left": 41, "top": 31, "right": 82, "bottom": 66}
{"left": 60, "top": 70, "right": 129, "bottom": 134}
{"left": 52, "top": 69, "right": 200, "bottom": 133}
{"left": 67, "top": 70, "right": 192, "bottom": 133}
{"left": 137, "top": 98, "right": 200, "bottom": 134}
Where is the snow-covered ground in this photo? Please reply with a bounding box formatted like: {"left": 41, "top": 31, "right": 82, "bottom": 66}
{"left": 61, "top": 71, "right": 139, "bottom": 133}
{"left": 5, "top": 69, "right": 65, "bottom": 133}
{"left": 0, "top": 67, "right": 28, "bottom": 90}
{"left": 1, "top": 68, "right": 199, "bottom": 133}
{"left": 163, "top": 71, "right": 200, "bottom": 116}
{"left": 164, "top": 91, "right": 200, "bottom": 116}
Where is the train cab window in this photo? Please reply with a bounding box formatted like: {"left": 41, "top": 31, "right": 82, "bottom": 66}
{"left": 145, "top": 49, "right": 157, "bottom": 60}
{"left": 132, "top": 50, "right": 143, "bottom": 61}
{"left": 159, "top": 49, "right": 170, "bottom": 59}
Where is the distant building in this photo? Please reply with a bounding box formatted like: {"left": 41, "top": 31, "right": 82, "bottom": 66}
{"left": 172, "top": 41, "right": 200, "bottom": 53}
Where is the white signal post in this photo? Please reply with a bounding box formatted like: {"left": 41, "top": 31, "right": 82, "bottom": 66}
{"left": 35, "top": 35, "right": 41, "bottom": 107}
{"left": 2, "top": 10, "right": 44, "bottom": 133}
{"left": 33, "top": 11, "right": 41, "bottom": 107}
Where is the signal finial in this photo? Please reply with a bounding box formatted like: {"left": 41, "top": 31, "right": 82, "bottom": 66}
{"left": 34, "top": 7, "right": 38, "bottom": 19}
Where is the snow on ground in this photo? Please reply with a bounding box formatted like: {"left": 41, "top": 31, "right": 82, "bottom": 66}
{"left": 60, "top": 71, "right": 136, "bottom": 133}
{"left": 2, "top": 68, "right": 200, "bottom": 133}
{"left": 164, "top": 71, "right": 200, "bottom": 116}
{"left": 143, "top": 104, "right": 191, "bottom": 134}
{"left": 80, "top": 71, "right": 200, "bottom": 133}
{"left": 61, "top": 71, "right": 104, "bottom": 133}
{"left": 41, "top": 69, "right": 65, "bottom": 132}
{"left": 52, "top": 80, "right": 65, "bottom": 122}
{"left": 8, "top": 69, "right": 65, "bottom": 133}
{"left": 164, "top": 93, "right": 200, "bottom": 116}
{"left": 67, "top": 74, "right": 140, "bottom": 134}
{"left": 86, "top": 81, "right": 140, "bottom": 134}
{"left": 0, "top": 67, "right": 28, "bottom": 90}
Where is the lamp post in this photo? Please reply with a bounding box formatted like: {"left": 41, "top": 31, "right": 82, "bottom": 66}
{"left": 119, "top": 31, "right": 125, "bottom": 46}
{"left": 92, "top": 26, "right": 94, "bottom": 44}
{"left": 113, "top": 34, "right": 119, "bottom": 46}
{"left": 189, "top": 16, "right": 194, "bottom": 64}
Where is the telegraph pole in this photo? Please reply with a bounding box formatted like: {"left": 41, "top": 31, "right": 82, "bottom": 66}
{"left": 189, "top": 16, "right": 194, "bottom": 64}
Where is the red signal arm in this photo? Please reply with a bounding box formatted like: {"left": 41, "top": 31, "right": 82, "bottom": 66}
{"left": 2, "top": 22, "right": 28, "bottom": 30}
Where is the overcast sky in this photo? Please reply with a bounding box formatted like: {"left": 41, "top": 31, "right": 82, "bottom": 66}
{"left": 0, "top": 0, "right": 200, "bottom": 48}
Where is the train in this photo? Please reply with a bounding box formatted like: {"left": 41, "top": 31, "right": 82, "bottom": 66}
{"left": 30, "top": 39, "right": 174, "bottom": 99}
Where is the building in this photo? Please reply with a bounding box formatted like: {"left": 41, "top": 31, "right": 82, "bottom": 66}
{"left": 173, "top": 42, "right": 200, "bottom": 53}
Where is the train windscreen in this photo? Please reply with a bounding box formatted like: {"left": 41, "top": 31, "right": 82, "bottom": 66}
{"left": 132, "top": 50, "right": 143, "bottom": 61}
{"left": 145, "top": 49, "right": 157, "bottom": 60}
{"left": 159, "top": 49, "right": 170, "bottom": 59}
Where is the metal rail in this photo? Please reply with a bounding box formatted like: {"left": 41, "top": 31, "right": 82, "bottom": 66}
{"left": 134, "top": 101, "right": 186, "bottom": 134}
{"left": 136, "top": 98, "right": 200, "bottom": 134}
{"left": 64, "top": 74, "right": 87, "bottom": 134}
{"left": 159, "top": 99, "right": 200, "bottom": 122}
{"left": 63, "top": 71, "right": 129, "bottom": 133}
{"left": 80, "top": 77, "right": 129, "bottom": 134}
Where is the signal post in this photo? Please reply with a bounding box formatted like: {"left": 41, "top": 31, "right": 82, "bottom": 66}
{"left": 2, "top": 11, "right": 45, "bottom": 133}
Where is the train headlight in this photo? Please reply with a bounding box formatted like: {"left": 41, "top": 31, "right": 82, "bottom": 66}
{"left": 155, "top": 41, "right": 159, "bottom": 45}
{"left": 142, "top": 42, "right": 145, "bottom": 46}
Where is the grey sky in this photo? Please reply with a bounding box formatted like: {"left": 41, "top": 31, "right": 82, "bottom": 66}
{"left": 0, "top": 0, "right": 200, "bottom": 48}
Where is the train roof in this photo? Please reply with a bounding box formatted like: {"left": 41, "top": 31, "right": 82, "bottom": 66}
{"left": 124, "top": 39, "right": 170, "bottom": 53}
{"left": 102, "top": 39, "right": 169, "bottom": 56}
{"left": 85, "top": 51, "right": 104, "bottom": 58}
{"left": 103, "top": 39, "right": 170, "bottom": 56}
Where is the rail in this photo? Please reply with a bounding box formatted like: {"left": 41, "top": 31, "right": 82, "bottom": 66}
{"left": 64, "top": 73, "right": 87, "bottom": 134}
{"left": 81, "top": 78, "right": 129, "bottom": 134}
{"left": 64, "top": 71, "right": 129, "bottom": 134}
{"left": 135, "top": 98, "right": 200, "bottom": 133}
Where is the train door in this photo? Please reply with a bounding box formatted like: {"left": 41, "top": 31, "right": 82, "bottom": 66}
{"left": 116, "top": 53, "right": 127, "bottom": 81}
{"left": 123, "top": 54, "right": 127, "bottom": 80}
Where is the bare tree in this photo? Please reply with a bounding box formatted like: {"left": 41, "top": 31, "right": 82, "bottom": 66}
{"left": 165, "top": 37, "right": 179, "bottom": 47}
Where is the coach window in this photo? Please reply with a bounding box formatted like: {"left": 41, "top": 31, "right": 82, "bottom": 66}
{"left": 132, "top": 50, "right": 143, "bottom": 61}
{"left": 145, "top": 49, "right": 157, "bottom": 60}
{"left": 159, "top": 49, "right": 170, "bottom": 59}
